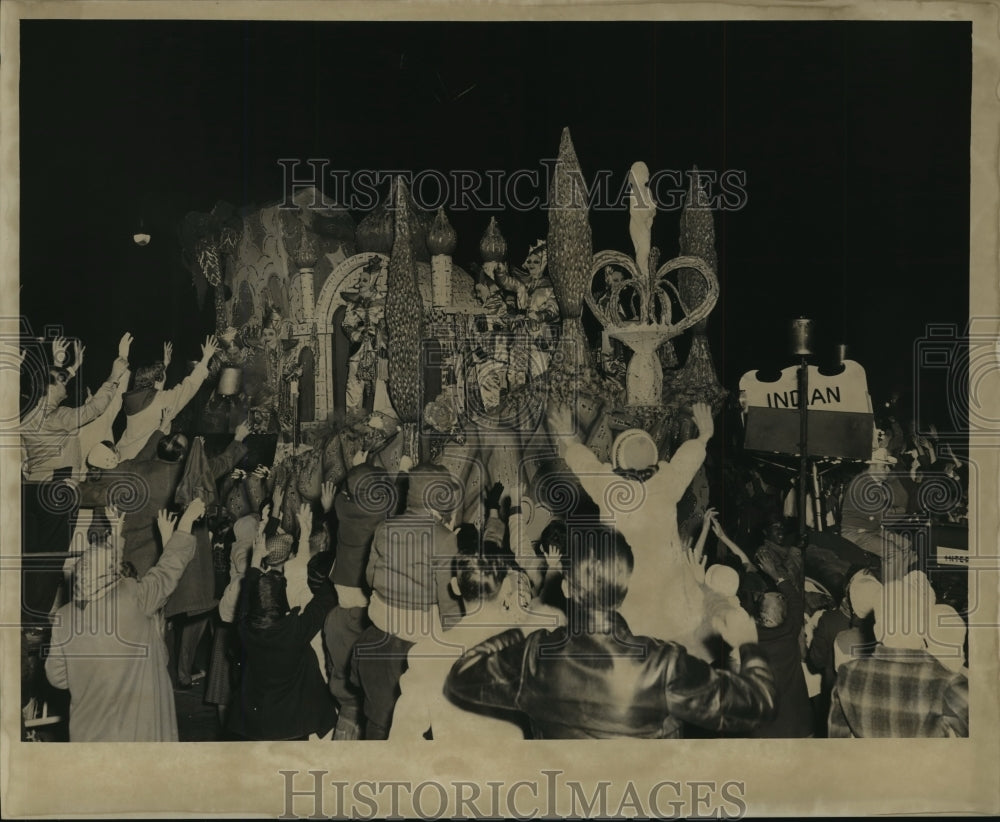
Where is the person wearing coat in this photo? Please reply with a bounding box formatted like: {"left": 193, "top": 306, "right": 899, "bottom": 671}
{"left": 79, "top": 422, "right": 250, "bottom": 687}
{"left": 226, "top": 504, "right": 339, "bottom": 741}
{"left": 115, "top": 336, "right": 218, "bottom": 461}
{"left": 45, "top": 499, "right": 206, "bottom": 741}
{"left": 78, "top": 422, "right": 250, "bottom": 581}
{"left": 444, "top": 525, "right": 778, "bottom": 739}
{"left": 21, "top": 333, "right": 132, "bottom": 482}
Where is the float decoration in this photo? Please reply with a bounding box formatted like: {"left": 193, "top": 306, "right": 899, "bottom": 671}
{"left": 544, "top": 127, "right": 604, "bottom": 403}
{"left": 665, "top": 168, "right": 727, "bottom": 417}
{"left": 384, "top": 179, "right": 425, "bottom": 459}
{"left": 586, "top": 160, "right": 719, "bottom": 408}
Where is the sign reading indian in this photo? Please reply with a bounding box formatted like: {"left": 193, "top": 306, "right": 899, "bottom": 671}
{"left": 739, "top": 360, "right": 873, "bottom": 414}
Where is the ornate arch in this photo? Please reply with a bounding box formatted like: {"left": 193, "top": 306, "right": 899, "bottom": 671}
{"left": 313, "top": 251, "right": 390, "bottom": 333}
{"left": 312, "top": 252, "right": 390, "bottom": 420}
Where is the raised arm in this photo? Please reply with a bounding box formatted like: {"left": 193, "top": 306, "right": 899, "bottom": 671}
{"left": 46, "top": 333, "right": 132, "bottom": 432}
{"left": 659, "top": 402, "right": 713, "bottom": 493}
{"left": 550, "top": 401, "right": 618, "bottom": 512}
{"left": 134, "top": 499, "right": 204, "bottom": 615}
{"left": 661, "top": 617, "right": 777, "bottom": 735}
{"left": 159, "top": 335, "right": 217, "bottom": 415}
{"left": 207, "top": 421, "right": 250, "bottom": 478}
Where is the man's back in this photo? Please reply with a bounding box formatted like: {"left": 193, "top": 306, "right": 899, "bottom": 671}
{"left": 829, "top": 647, "right": 969, "bottom": 738}
{"left": 445, "top": 612, "right": 777, "bottom": 739}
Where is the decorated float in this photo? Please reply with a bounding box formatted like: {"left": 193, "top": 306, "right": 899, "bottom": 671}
{"left": 178, "top": 129, "right": 740, "bottom": 654}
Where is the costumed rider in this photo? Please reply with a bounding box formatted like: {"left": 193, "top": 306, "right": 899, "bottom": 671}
{"left": 549, "top": 401, "right": 748, "bottom": 661}
{"left": 493, "top": 240, "right": 559, "bottom": 386}
{"left": 343, "top": 256, "right": 392, "bottom": 416}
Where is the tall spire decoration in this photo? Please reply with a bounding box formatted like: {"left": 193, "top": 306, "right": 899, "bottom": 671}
{"left": 546, "top": 127, "right": 597, "bottom": 386}
{"left": 385, "top": 178, "right": 425, "bottom": 455}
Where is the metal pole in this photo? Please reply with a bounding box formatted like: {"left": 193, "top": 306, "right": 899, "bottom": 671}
{"left": 811, "top": 460, "right": 823, "bottom": 533}
{"left": 798, "top": 356, "right": 809, "bottom": 546}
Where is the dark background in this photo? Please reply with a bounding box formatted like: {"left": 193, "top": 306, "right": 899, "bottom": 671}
{"left": 19, "top": 20, "right": 971, "bottom": 430}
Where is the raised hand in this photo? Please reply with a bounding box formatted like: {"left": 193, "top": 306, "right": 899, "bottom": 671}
{"left": 321, "top": 481, "right": 336, "bottom": 514}
{"left": 546, "top": 403, "right": 576, "bottom": 440}
{"left": 682, "top": 535, "right": 707, "bottom": 584}
{"left": 200, "top": 334, "right": 220, "bottom": 363}
{"left": 251, "top": 518, "right": 268, "bottom": 570}
{"left": 118, "top": 332, "right": 134, "bottom": 361}
{"left": 296, "top": 502, "right": 313, "bottom": 538}
{"left": 71, "top": 340, "right": 86, "bottom": 374}
{"left": 271, "top": 483, "right": 285, "bottom": 514}
{"left": 755, "top": 546, "right": 784, "bottom": 581}
{"left": 157, "top": 509, "right": 179, "bottom": 546}
{"left": 259, "top": 504, "right": 271, "bottom": 525}
{"left": 159, "top": 405, "right": 175, "bottom": 434}
{"left": 702, "top": 506, "right": 719, "bottom": 529}
{"left": 542, "top": 546, "right": 562, "bottom": 571}
{"left": 484, "top": 481, "right": 504, "bottom": 512}
{"left": 691, "top": 401, "right": 714, "bottom": 441}
{"left": 178, "top": 497, "right": 206, "bottom": 532}
{"left": 163, "top": 341, "right": 173, "bottom": 368}
{"left": 51, "top": 336, "right": 69, "bottom": 366}
{"left": 233, "top": 421, "right": 250, "bottom": 443}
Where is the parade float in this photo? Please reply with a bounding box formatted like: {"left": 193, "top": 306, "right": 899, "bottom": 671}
{"left": 178, "top": 129, "right": 741, "bottom": 653}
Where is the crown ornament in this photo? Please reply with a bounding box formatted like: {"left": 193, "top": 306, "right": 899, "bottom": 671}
{"left": 584, "top": 161, "right": 719, "bottom": 406}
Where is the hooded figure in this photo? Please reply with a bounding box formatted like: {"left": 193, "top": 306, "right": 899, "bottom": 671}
{"left": 45, "top": 503, "right": 202, "bottom": 741}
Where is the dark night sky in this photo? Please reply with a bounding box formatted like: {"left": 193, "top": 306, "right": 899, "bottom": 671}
{"left": 19, "top": 20, "right": 971, "bottom": 425}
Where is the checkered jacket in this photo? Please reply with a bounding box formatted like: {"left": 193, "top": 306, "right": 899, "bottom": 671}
{"left": 828, "top": 646, "right": 968, "bottom": 737}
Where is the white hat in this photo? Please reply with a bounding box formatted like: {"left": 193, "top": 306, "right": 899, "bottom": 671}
{"left": 848, "top": 573, "right": 882, "bottom": 619}
{"left": 875, "top": 572, "right": 935, "bottom": 650}
{"left": 706, "top": 564, "right": 740, "bottom": 597}
{"left": 611, "top": 429, "right": 659, "bottom": 472}
{"left": 86, "top": 442, "right": 119, "bottom": 470}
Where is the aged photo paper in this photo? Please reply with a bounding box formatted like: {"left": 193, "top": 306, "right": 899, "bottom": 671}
{"left": 1, "top": 0, "right": 998, "bottom": 818}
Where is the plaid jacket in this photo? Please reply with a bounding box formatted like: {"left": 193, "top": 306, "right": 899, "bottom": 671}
{"left": 828, "top": 646, "right": 968, "bottom": 737}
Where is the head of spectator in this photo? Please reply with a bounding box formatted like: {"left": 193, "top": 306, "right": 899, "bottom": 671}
{"left": 405, "top": 463, "right": 462, "bottom": 519}
{"left": 874, "top": 571, "right": 935, "bottom": 652}
{"left": 157, "top": 432, "right": 190, "bottom": 463}
{"left": 450, "top": 551, "right": 511, "bottom": 608}
{"left": 846, "top": 569, "right": 882, "bottom": 620}
{"left": 243, "top": 568, "right": 290, "bottom": 630}
{"left": 44, "top": 366, "right": 70, "bottom": 408}
{"left": 754, "top": 590, "right": 788, "bottom": 629}
{"left": 133, "top": 361, "right": 167, "bottom": 393}
{"left": 561, "top": 526, "right": 633, "bottom": 628}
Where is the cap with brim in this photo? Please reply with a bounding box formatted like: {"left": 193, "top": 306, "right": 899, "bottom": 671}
{"left": 265, "top": 534, "right": 295, "bottom": 567}
{"left": 611, "top": 429, "right": 659, "bottom": 472}
{"left": 87, "top": 442, "right": 119, "bottom": 470}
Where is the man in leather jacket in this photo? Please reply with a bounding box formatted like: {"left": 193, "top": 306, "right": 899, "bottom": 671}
{"left": 444, "top": 526, "right": 778, "bottom": 738}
